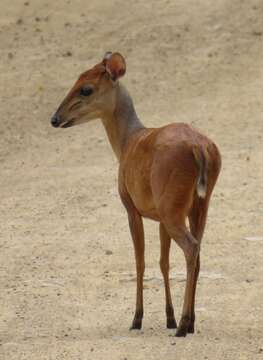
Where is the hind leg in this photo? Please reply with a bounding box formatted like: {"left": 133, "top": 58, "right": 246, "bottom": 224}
{"left": 167, "top": 225, "right": 200, "bottom": 337}
{"left": 187, "top": 197, "right": 209, "bottom": 333}
{"left": 187, "top": 254, "right": 200, "bottom": 333}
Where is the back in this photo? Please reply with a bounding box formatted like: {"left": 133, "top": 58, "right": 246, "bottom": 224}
{"left": 119, "top": 122, "right": 220, "bottom": 221}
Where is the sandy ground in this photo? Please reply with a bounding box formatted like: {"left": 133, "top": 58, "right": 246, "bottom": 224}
{"left": 1, "top": 0, "right": 263, "bottom": 359}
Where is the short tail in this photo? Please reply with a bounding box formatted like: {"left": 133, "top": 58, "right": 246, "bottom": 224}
{"left": 192, "top": 146, "right": 208, "bottom": 199}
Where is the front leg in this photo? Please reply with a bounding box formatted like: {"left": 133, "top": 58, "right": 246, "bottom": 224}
{"left": 118, "top": 172, "right": 145, "bottom": 330}
{"left": 127, "top": 207, "right": 145, "bottom": 330}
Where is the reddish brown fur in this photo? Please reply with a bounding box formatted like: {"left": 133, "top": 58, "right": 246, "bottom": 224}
{"left": 118, "top": 123, "right": 221, "bottom": 335}
{"left": 51, "top": 52, "right": 221, "bottom": 337}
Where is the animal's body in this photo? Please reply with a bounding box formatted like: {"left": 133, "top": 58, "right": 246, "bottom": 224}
{"left": 51, "top": 52, "right": 221, "bottom": 337}
{"left": 120, "top": 123, "right": 220, "bottom": 223}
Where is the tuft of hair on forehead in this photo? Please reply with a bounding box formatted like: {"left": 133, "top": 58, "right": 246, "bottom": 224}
{"left": 76, "top": 52, "right": 126, "bottom": 85}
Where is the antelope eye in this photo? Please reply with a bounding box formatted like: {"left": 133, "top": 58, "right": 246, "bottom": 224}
{"left": 80, "top": 86, "right": 93, "bottom": 97}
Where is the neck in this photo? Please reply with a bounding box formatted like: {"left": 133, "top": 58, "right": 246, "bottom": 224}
{"left": 101, "top": 83, "right": 145, "bottom": 160}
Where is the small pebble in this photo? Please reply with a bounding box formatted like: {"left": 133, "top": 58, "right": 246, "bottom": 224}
{"left": 105, "top": 250, "right": 113, "bottom": 255}
{"left": 252, "top": 31, "right": 262, "bottom": 36}
{"left": 63, "top": 51, "right": 72, "bottom": 57}
{"left": 246, "top": 279, "right": 253, "bottom": 283}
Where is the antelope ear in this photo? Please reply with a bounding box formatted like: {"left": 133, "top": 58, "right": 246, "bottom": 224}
{"left": 103, "top": 52, "right": 126, "bottom": 81}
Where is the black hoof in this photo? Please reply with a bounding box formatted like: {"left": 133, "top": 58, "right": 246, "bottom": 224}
{"left": 187, "top": 322, "right": 195, "bottom": 334}
{"left": 130, "top": 319, "right": 142, "bottom": 330}
{"left": 167, "top": 318, "right": 177, "bottom": 329}
{"left": 175, "top": 316, "right": 191, "bottom": 337}
{"left": 175, "top": 326, "right": 188, "bottom": 337}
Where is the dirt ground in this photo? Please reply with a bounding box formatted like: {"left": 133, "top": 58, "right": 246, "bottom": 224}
{"left": 1, "top": 0, "right": 263, "bottom": 359}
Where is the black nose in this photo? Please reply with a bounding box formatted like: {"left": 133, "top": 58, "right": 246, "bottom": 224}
{"left": 51, "top": 114, "right": 61, "bottom": 128}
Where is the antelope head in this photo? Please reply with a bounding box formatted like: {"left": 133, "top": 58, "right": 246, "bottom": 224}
{"left": 51, "top": 52, "right": 126, "bottom": 128}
